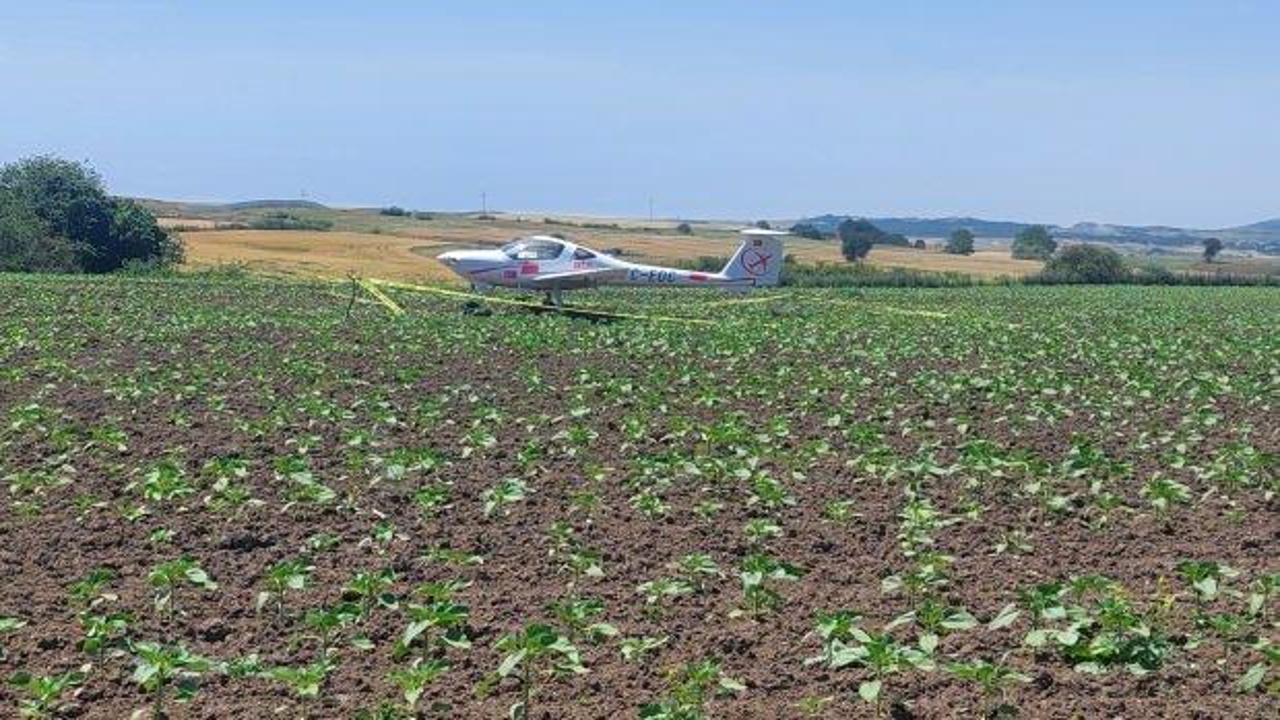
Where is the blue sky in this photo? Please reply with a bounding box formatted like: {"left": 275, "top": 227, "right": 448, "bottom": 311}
{"left": 2, "top": 1, "right": 1277, "bottom": 227}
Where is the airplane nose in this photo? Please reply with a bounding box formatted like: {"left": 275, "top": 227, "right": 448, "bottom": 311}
{"left": 437, "top": 251, "right": 459, "bottom": 264}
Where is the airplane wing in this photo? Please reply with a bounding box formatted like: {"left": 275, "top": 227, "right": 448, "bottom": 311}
{"left": 525, "top": 267, "right": 625, "bottom": 288}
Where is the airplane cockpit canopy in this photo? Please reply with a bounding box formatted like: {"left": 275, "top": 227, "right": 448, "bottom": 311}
{"left": 501, "top": 237, "right": 565, "bottom": 260}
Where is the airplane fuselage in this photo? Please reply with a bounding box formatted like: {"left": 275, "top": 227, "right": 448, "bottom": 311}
{"left": 437, "top": 232, "right": 783, "bottom": 294}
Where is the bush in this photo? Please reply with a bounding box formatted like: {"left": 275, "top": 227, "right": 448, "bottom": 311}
{"left": 945, "top": 229, "right": 975, "bottom": 255}
{"left": 782, "top": 260, "right": 977, "bottom": 288}
{"left": 0, "top": 155, "right": 182, "bottom": 273}
{"left": 675, "top": 222, "right": 693, "bottom": 235}
{"left": 1202, "top": 237, "right": 1223, "bottom": 262}
{"left": 838, "top": 219, "right": 879, "bottom": 261}
{"left": 913, "top": 239, "right": 927, "bottom": 250}
{"left": 788, "top": 223, "right": 827, "bottom": 240}
{"left": 247, "top": 213, "right": 333, "bottom": 231}
{"left": 755, "top": 220, "right": 772, "bottom": 230}
{"left": 412, "top": 212, "right": 433, "bottom": 221}
{"left": 1039, "top": 244, "right": 1130, "bottom": 283}
{"left": 1011, "top": 225, "right": 1056, "bottom": 260}
{"left": 380, "top": 206, "right": 408, "bottom": 217}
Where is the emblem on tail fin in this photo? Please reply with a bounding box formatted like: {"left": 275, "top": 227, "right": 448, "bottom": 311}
{"left": 740, "top": 248, "right": 773, "bottom": 277}
{"left": 722, "top": 229, "right": 786, "bottom": 287}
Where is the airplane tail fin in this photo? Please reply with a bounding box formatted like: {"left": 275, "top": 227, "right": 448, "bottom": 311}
{"left": 721, "top": 229, "right": 786, "bottom": 288}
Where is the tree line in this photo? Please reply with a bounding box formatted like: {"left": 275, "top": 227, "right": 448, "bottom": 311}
{"left": 0, "top": 156, "right": 182, "bottom": 273}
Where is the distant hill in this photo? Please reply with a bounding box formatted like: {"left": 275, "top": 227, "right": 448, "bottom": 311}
{"left": 795, "top": 214, "right": 1280, "bottom": 253}
{"left": 137, "top": 198, "right": 329, "bottom": 217}
{"left": 223, "top": 199, "right": 328, "bottom": 211}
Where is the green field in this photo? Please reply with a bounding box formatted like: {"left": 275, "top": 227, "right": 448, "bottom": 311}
{"left": 1, "top": 275, "right": 1277, "bottom": 718}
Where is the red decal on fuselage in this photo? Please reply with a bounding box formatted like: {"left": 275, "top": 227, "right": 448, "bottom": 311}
{"left": 690, "top": 273, "right": 708, "bottom": 281}
{"left": 520, "top": 262, "right": 539, "bottom": 275}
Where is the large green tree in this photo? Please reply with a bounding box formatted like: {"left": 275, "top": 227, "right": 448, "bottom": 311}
{"left": 1202, "top": 237, "right": 1223, "bottom": 263}
{"left": 1010, "top": 225, "right": 1057, "bottom": 260}
{"left": 1041, "top": 243, "right": 1130, "bottom": 283}
{"left": 945, "top": 228, "right": 975, "bottom": 255}
{"left": 838, "top": 218, "right": 876, "bottom": 262}
{"left": 0, "top": 156, "right": 182, "bottom": 273}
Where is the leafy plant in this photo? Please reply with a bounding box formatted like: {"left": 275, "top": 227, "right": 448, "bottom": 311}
{"left": 490, "top": 624, "right": 587, "bottom": 720}
{"left": 8, "top": 670, "right": 84, "bottom": 719}
{"left": 637, "top": 578, "right": 693, "bottom": 618}
{"left": 257, "top": 558, "right": 313, "bottom": 617}
{"left": 825, "top": 628, "right": 935, "bottom": 717}
{"left": 483, "top": 478, "right": 529, "bottom": 517}
{"left": 344, "top": 568, "right": 398, "bottom": 616}
{"left": 621, "top": 635, "right": 668, "bottom": 663}
{"left": 147, "top": 557, "right": 217, "bottom": 621}
{"left": 639, "top": 658, "right": 745, "bottom": 719}
{"left": 130, "top": 642, "right": 212, "bottom": 717}
{"left": 389, "top": 657, "right": 449, "bottom": 710}
{"left": 547, "top": 596, "right": 618, "bottom": 644}
{"left": 0, "top": 616, "right": 27, "bottom": 661}
{"left": 268, "top": 659, "right": 335, "bottom": 698}
{"left": 1238, "top": 638, "right": 1279, "bottom": 694}
{"left": 946, "top": 658, "right": 1031, "bottom": 717}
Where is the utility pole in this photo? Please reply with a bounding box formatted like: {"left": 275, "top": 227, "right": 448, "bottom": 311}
{"left": 648, "top": 197, "right": 654, "bottom": 223}
{"left": 481, "top": 191, "right": 487, "bottom": 215}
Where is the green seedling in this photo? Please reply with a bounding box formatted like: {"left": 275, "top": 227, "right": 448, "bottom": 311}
{"left": 68, "top": 568, "right": 115, "bottom": 608}
{"left": 268, "top": 658, "right": 335, "bottom": 698}
{"left": 483, "top": 478, "right": 529, "bottom": 517}
{"left": 946, "top": 658, "right": 1031, "bottom": 717}
{"left": 826, "top": 629, "right": 935, "bottom": 718}
{"left": 344, "top": 568, "right": 398, "bottom": 615}
{"left": 80, "top": 611, "right": 132, "bottom": 655}
{"left": 736, "top": 553, "right": 803, "bottom": 617}
{"left": 303, "top": 602, "right": 363, "bottom": 660}
{"left": 639, "top": 658, "right": 745, "bottom": 719}
{"left": 0, "top": 616, "right": 26, "bottom": 661}
{"left": 547, "top": 597, "right": 617, "bottom": 644}
{"left": 147, "top": 557, "right": 217, "bottom": 622}
{"left": 9, "top": 670, "right": 84, "bottom": 719}
{"left": 138, "top": 460, "right": 194, "bottom": 503}
{"left": 1237, "top": 638, "right": 1279, "bottom": 694}
{"left": 1175, "top": 560, "right": 1238, "bottom": 603}
{"left": 637, "top": 578, "right": 693, "bottom": 618}
{"left": 399, "top": 600, "right": 471, "bottom": 657}
{"left": 620, "top": 636, "right": 668, "bottom": 663}
{"left": 258, "top": 558, "right": 313, "bottom": 617}
{"left": 130, "top": 642, "right": 212, "bottom": 718}
{"left": 489, "top": 624, "right": 587, "bottom": 720}
{"left": 389, "top": 657, "right": 449, "bottom": 710}
{"left": 807, "top": 610, "right": 862, "bottom": 666}
{"left": 675, "top": 553, "right": 722, "bottom": 593}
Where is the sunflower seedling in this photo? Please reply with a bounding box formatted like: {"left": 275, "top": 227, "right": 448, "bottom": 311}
{"left": 9, "top": 670, "right": 84, "bottom": 719}
{"left": 548, "top": 596, "right": 618, "bottom": 644}
{"left": 0, "top": 616, "right": 27, "bottom": 661}
{"left": 389, "top": 657, "right": 450, "bottom": 711}
{"left": 148, "top": 557, "right": 217, "bottom": 622}
{"left": 130, "top": 642, "right": 212, "bottom": 718}
{"left": 257, "top": 558, "right": 313, "bottom": 618}
{"left": 268, "top": 658, "right": 335, "bottom": 698}
{"left": 946, "top": 658, "right": 1030, "bottom": 718}
{"left": 639, "top": 658, "right": 745, "bottom": 719}
{"left": 488, "top": 624, "right": 587, "bottom": 720}
{"left": 483, "top": 478, "right": 529, "bottom": 517}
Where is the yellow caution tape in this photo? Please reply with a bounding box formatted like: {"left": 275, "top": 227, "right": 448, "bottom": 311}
{"left": 358, "top": 279, "right": 405, "bottom": 316}
{"left": 367, "top": 278, "right": 713, "bottom": 325}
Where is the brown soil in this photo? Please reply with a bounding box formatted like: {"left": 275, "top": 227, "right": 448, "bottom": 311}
{"left": 0, "top": 278, "right": 1276, "bottom": 720}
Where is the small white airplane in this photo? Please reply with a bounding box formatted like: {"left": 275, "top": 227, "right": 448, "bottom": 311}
{"left": 437, "top": 228, "right": 786, "bottom": 305}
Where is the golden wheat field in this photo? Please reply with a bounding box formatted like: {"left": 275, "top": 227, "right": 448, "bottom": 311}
{"left": 178, "top": 219, "right": 1044, "bottom": 283}
{"left": 180, "top": 231, "right": 459, "bottom": 282}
